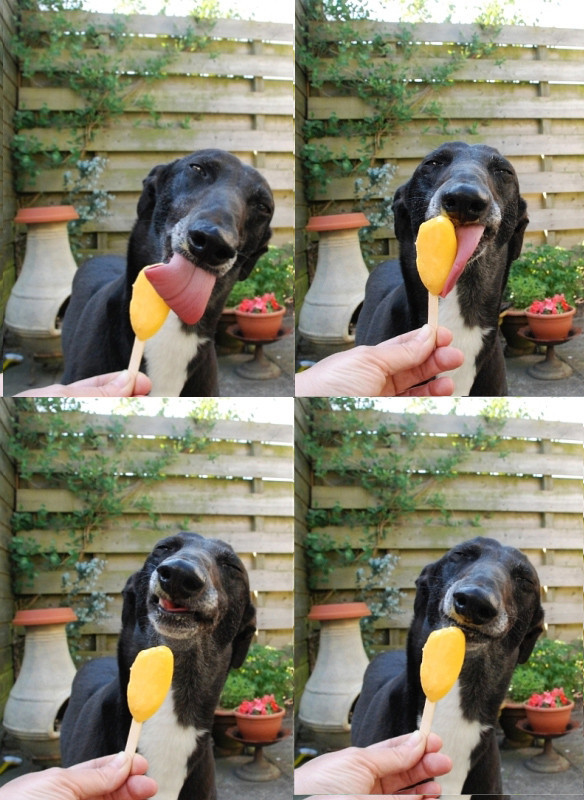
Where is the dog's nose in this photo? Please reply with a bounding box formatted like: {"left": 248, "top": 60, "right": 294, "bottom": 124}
{"left": 157, "top": 559, "right": 206, "bottom": 597}
{"left": 187, "top": 225, "right": 236, "bottom": 267}
{"left": 453, "top": 587, "right": 498, "bottom": 625}
{"left": 441, "top": 184, "right": 490, "bottom": 223}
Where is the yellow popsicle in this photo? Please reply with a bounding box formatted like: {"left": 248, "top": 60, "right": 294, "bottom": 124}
{"left": 416, "top": 216, "right": 457, "bottom": 332}
{"left": 416, "top": 216, "right": 457, "bottom": 296}
{"left": 125, "top": 645, "right": 174, "bottom": 756}
{"left": 130, "top": 267, "right": 170, "bottom": 341}
{"left": 419, "top": 627, "right": 465, "bottom": 736}
{"left": 128, "top": 267, "right": 170, "bottom": 379}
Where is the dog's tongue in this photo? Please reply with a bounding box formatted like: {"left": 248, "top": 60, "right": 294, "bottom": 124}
{"left": 145, "top": 254, "right": 216, "bottom": 325}
{"left": 159, "top": 597, "right": 189, "bottom": 613}
{"left": 440, "top": 224, "right": 485, "bottom": 298}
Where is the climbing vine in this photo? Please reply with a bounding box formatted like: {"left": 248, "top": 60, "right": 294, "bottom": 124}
{"left": 11, "top": 0, "right": 216, "bottom": 257}
{"left": 303, "top": 398, "right": 509, "bottom": 646}
{"left": 7, "top": 399, "right": 218, "bottom": 657}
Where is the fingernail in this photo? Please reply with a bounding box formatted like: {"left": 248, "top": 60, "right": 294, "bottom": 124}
{"left": 407, "top": 730, "right": 423, "bottom": 747}
{"left": 109, "top": 370, "right": 131, "bottom": 388}
{"left": 111, "top": 751, "right": 128, "bottom": 768}
{"left": 415, "top": 324, "right": 432, "bottom": 341}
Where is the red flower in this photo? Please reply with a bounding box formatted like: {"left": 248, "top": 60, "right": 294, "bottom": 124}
{"left": 528, "top": 294, "right": 571, "bottom": 315}
{"left": 237, "top": 293, "right": 281, "bottom": 314}
{"left": 237, "top": 694, "right": 281, "bottom": 715}
{"left": 526, "top": 687, "right": 570, "bottom": 708}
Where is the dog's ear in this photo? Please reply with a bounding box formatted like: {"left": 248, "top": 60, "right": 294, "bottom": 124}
{"left": 136, "top": 162, "right": 173, "bottom": 220}
{"left": 230, "top": 599, "right": 257, "bottom": 668}
{"left": 236, "top": 235, "right": 272, "bottom": 282}
{"left": 413, "top": 563, "right": 433, "bottom": 617}
{"left": 507, "top": 196, "right": 529, "bottom": 266}
{"left": 517, "top": 601, "right": 544, "bottom": 664}
{"left": 392, "top": 183, "right": 413, "bottom": 244}
{"left": 121, "top": 572, "right": 138, "bottom": 631}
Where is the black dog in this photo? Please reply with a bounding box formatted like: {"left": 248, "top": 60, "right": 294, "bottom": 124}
{"left": 351, "top": 537, "right": 544, "bottom": 799}
{"left": 61, "top": 150, "right": 274, "bottom": 396}
{"left": 356, "top": 142, "right": 529, "bottom": 396}
{"left": 60, "top": 532, "right": 256, "bottom": 800}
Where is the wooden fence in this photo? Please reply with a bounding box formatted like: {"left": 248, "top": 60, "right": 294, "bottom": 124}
{"left": 9, "top": 407, "right": 294, "bottom": 657}
{"left": 297, "top": 20, "right": 584, "bottom": 295}
{"left": 1, "top": 0, "right": 18, "bottom": 323}
{"left": 15, "top": 11, "right": 294, "bottom": 256}
{"left": 295, "top": 406, "right": 583, "bottom": 695}
{"left": 0, "top": 401, "right": 15, "bottom": 716}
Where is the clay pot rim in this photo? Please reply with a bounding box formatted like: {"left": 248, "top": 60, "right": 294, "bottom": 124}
{"left": 234, "top": 706, "right": 285, "bottom": 718}
{"left": 13, "top": 607, "right": 78, "bottom": 626}
{"left": 14, "top": 205, "right": 80, "bottom": 224}
{"left": 523, "top": 700, "right": 574, "bottom": 710}
{"left": 306, "top": 212, "right": 370, "bottom": 232}
{"left": 308, "top": 601, "right": 371, "bottom": 620}
{"left": 235, "top": 307, "right": 286, "bottom": 317}
{"left": 524, "top": 306, "right": 575, "bottom": 317}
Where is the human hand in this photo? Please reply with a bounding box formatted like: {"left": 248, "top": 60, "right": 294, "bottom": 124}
{"left": 0, "top": 752, "right": 157, "bottom": 800}
{"left": 294, "top": 730, "right": 452, "bottom": 797}
{"left": 295, "top": 325, "right": 464, "bottom": 397}
{"left": 13, "top": 370, "right": 152, "bottom": 398}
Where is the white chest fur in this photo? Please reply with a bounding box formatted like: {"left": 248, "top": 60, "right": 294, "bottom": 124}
{"left": 144, "top": 312, "right": 207, "bottom": 397}
{"left": 438, "top": 292, "right": 490, "bottom": 396}
{"left": 424, "top": 681, "right": 485, "bottom": 796}
{"left": 138, "top": 693, "right": 204, "bottom": 800}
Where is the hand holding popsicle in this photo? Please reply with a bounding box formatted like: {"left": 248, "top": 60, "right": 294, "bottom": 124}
{"left": 128, "top": 267, "right": 170, "bottom": 377}
{"left": 419, "top": 627, "right": 465, "bottom": 738}
{"left": 125, "top": 645, "right": 174, "bottom": 758}
{"left": 416, "top": 216, "right": 457, "bottom": 331}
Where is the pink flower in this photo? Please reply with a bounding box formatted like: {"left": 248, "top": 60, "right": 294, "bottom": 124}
{"left": 528, "top": 294, "right": 572, "bottom": 315}
{"left": 237, "top": 694, "right": 281, "bottom": 715}
{"left": 237, "top": 293, "right": 281, "bottom": 314}
{"left": 526, "top": 687, "right": 570, "bottom": 708}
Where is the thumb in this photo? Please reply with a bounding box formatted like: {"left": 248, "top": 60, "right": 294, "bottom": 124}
{"left": 67, "top": 751, "right": 132, "bottom": 795}
{"left": 372, "top": 325, "right": 436, "bottom": 374}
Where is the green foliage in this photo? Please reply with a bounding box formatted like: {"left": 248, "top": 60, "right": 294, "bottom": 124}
{"left": 219, "top": 644, "right": 293, "bottom": 708}
{"left": 505, "top": 244, "right": 584, "bottom": 309}
{"left": 226, "top": 244, "right": 294, "bottom": 307}
{"left": 508, "top": 638, "right": 583, "bottom": 702}
{"left": 303, "top": 398, "right": 509, "bottom": 646}
{"left": 8, "top": 399, "right": 216, "bottom": 658}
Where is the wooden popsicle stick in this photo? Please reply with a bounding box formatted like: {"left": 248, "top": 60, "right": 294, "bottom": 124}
{"left": 419, "top": 698, "right": 435, "bottom": 738}
{"left": 427, "top": 292, "right": 439, "bottom": 332}
{"left": 128, "top": 336, "right": 145, "bottom": 377}
{"left": 124, "top": 717, "right": 142, "bottom": 757}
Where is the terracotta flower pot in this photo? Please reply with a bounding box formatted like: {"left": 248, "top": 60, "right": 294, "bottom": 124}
{"left": 525, "top": 306, "right": 575, "bottom": 341}
{"left": 524, "top": 701, "right": 574, "bottom": 734}
{"left": 234, "top": 707, "right": 285, "bottom": 741}
{"left": 235, "top": 307, "right": 285, "bottom": 340}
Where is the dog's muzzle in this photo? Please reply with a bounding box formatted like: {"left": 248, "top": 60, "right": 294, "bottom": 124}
{"left": 148, "top": 557, "right": 219, "bottom": 637}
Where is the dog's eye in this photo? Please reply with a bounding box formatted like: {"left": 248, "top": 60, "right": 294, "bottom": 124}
{"left": 190, "top": 163, "right": 207, "bottom": 178}
{"left": 252, "top": 199, "right": 272, "bottom": 215}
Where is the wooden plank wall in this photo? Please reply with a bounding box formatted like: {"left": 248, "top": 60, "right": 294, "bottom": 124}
{"left": 301, "top": 21, "right": 584, "bottom": 268}
{"left": 296, "top": 410, "right": 583, "bottom": 661}
{"left": 1, "top": 0, "right": 18, "bottom": 324}
{"left": 294, "top": 398, "right": 311, "bottom": 704}
{"left": 295, "top": 0, "right": 309, "bottom": 314}
{"left": 0, "top": 400, "right": 15, "bottom": 715}
{"left": 12, "top": 410, "right": 294, "bottom": 656}
{"left": 15, "top": 12, "right": 294, "bottom": 255}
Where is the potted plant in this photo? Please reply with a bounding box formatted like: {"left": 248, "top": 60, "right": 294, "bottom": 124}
{"left": 525, "top": 293, "right": 576, "bottom": 341}
{"left": 235, "top": 292, "right": 286, "bottom": 340}
{"left": 212, "top": 645, "right": 292, "bottom": 752}
{"left": 501, "top": 243, "right": 584, "bottom": 353}
{"left": 234, "top": 693, "right": 285, "bottom": 741}
{"left": 500, "top": 638, "right": 582, "bottom": 744}
{"left": 524, "top": 687, "right": 574, "bottom": 734}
